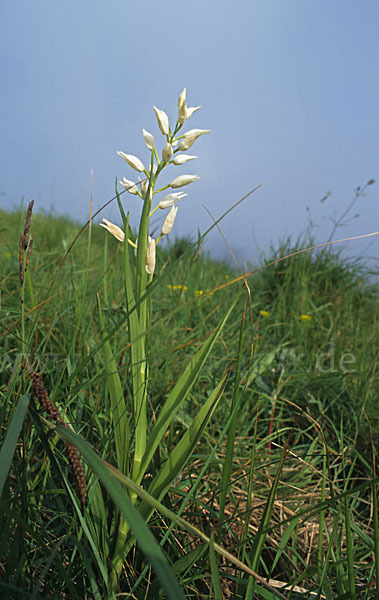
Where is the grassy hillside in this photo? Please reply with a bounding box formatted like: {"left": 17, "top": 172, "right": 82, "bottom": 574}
{"left": 1, "top": 205, "right": 378, "bottom": 599}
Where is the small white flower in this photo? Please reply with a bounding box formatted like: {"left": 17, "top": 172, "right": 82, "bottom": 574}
{"left": 178, "top": 88, "right": 201, "bottom": 123}
{"left": 161, "top": 205, "right": 178, "bottom": 235}
{"left": 119, "top": 177, "right": 139, "bottom": 195}
{"left": 158, "top": 192, "right": 187, "bottom": 209}
{"left": 145, "top": 236, "right": 156, "bottom": 274}
{"left": 170, "top": 174, "right": 200, "bottom": 188}
{"left": 178, "top": 102, "right": 201, "bottom": 124}
{"left": 142, "top": 129, "right": 155, "bottom": 150}
{"left": 117, "top": 151, "right": 145, "bottom": 172}
{"left": 178, "top": 101, "right": 188, "bottom": 124}
{"left": 99, "top": 218, "right": 125, "bottom": 242}
{"left": 178, "top": 88, "right": 186, "bottom": 109}
{"left": 153, "top": 106, "right": 169, "bottom": 136}
{"left": 162, "top": 142, "right": 173, "bottom": 163}
{"left": 178, "top": 129, "right": 210, "bottom": 151}
{"left": 186, "top": 105, "right": 201, "bottom": 118}
{"left": 172, "top": 154, "right": 198, "bottom": 165}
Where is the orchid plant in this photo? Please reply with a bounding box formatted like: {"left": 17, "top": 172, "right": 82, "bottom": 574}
{"left": 92, "top": 90, "right": 240, "bottom": 594}
{"left": 100, "top": 88, "right": 210, "bottom": 487}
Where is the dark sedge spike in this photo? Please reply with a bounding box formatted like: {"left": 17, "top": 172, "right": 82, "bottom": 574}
{"left": 65, "top": 442, "right": 87, "bottom": 506}
{"left": 25, "top": 237, "right": 33, "bottom": 272}
{"left": 31, "top": 371, "right": 60, "bottom": 422}
{"left": 31, "top": 371, "right": 87, "bottom": 505}
{"left": 23, "top": 200, "right": 34, "bottom": 250}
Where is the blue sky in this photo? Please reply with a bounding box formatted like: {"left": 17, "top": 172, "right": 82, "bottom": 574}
{"left": 1, "top": 1, "right": 378, "bottom": 267}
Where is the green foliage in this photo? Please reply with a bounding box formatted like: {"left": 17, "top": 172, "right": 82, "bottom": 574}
{"left": 1, "top": 202, "right": 378, "bottom": 599}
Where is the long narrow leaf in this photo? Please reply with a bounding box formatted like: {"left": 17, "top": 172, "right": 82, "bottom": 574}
{"left": 139, "top": 374, "right": 228, "bottom": 523}
{"left": 0, "top": 394, "right": 29, "bottom": 496}
{"left": 246, "top": 441, "right": 290, "bottom": 597}
{"left": 56, "top": 424, "right": 185, "bottom": 600}
{"left": 96, "top": 293, "right": 129, "bottom": 473}
{"left": 210, "top": 531, "right": 224, "bottom": 600}
{"left": 139, "top": 291, "right": 241, "bottom": 480}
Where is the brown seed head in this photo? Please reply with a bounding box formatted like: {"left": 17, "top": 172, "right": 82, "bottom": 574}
{"left": 23, "top": 200, "right": 34, "bottom": 251}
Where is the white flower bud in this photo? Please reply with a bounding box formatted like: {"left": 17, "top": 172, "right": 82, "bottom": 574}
{"left": 178, "top": 129, "right": 210, "bottom": 151}
{"left": 178, "top": 101, "right": 188, "bottom": 125}
{"left": 186, "top": 106, "right": 201, "bottom": 119}
{"left": 99, "top": 218, "right": 125, "bottom": 242}
{"left": 153, "top": 106, "right": 169, "bottom": 136}
{"left": 178, "top": 88, "right": 186, "bottom": 109}
{"left": 142, "top": 129, "right": 155, "bottom": 150}
{"left": 170, "top": 174, "right": 200, "bottom": 189}
{"left": 158, "top": 192, "right": 187, "bottom": 209}
{"left": 178, "top": 102, "right": 201, "bottom": 124}
{"left": 145, "top": 236, "right": 156, "bottom": 274}
{"left": 117, "top": 151, "right": 145, "bottom": 172}
{"left": 119, "top": 177, "right": 139, "bottom": 195}
{"left": 161, "top": 205, "right": 178, "bottom": 235}
{"left": 162, "top": 142, "right": 173, "bottom": 163}
{"left": 172, "top": 154, "right": 198, "bottom": 165}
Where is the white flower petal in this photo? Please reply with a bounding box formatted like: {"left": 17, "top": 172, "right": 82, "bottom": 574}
{"left": 142, "top": 129, "right": 155, "bottom": 150}
{"left": 162, "top": 142, "right": 173, "bottom": 163}
{"left": 178, "top": 88, "right": 186, "bottom": 109}
{"left": 161, "top": 205, "right": 178, "bottom": 235}
{"left": 170, "top": 174, "right": 200, "bottom": 188}
{"left": 178, "top": 129, "right": 210, "bottom": 151}
{"left": 100, "top": 218, "right": 125, "bottom": 242}
{"left": 186, "top": 106, "right": 201, "bottom": 118}
{"left": 117, "top": 151, "right": 145, "bottom": 172}
{"left": 153, "top": 106, "right": 169, "bottom": 136}
{"left": 158, "top": 192, "right": 187, "bottom": 209}
{"left": 178, "top": 103, "right": 201, "bottom": 124}
{"left": 172, "top": 154, "right": 198, "bottom": 165}
{"left": 119, "top": 177, "right": 139, "bottom": 195}
{"left": 145, "top": 236, "right": 156, "bottom": 274}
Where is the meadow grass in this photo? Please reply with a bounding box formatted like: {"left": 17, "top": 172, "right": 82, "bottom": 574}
{"left": 0, "top": 92, "right": 378, "bottom": 599}
{"left": 1, "top": 204, "right": 378, "bottom": 599}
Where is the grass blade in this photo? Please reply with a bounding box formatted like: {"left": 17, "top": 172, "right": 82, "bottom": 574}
{"left": 0, "top": 394, "right": 30, "bottom": 496}
{"left": 96, "top": 293, "right": 129, "bottom": 473}
{"left": 210, "top": 531, "right": 224, "bottom": 600}
{"left": 139, "top": 373, "right": 228, "bottom": 522}
{"left": 56, "top": 424, "right": 185, "bottom": 600}
{"left": 139, "top": 291, "right": 241, "bottom": 481}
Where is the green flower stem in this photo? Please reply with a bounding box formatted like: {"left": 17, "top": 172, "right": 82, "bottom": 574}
{"left": 132, "top": 154, "right": 166, "bottom": 483}
{"left": 131, "top": 170, "right": 152, "bottom": 483}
